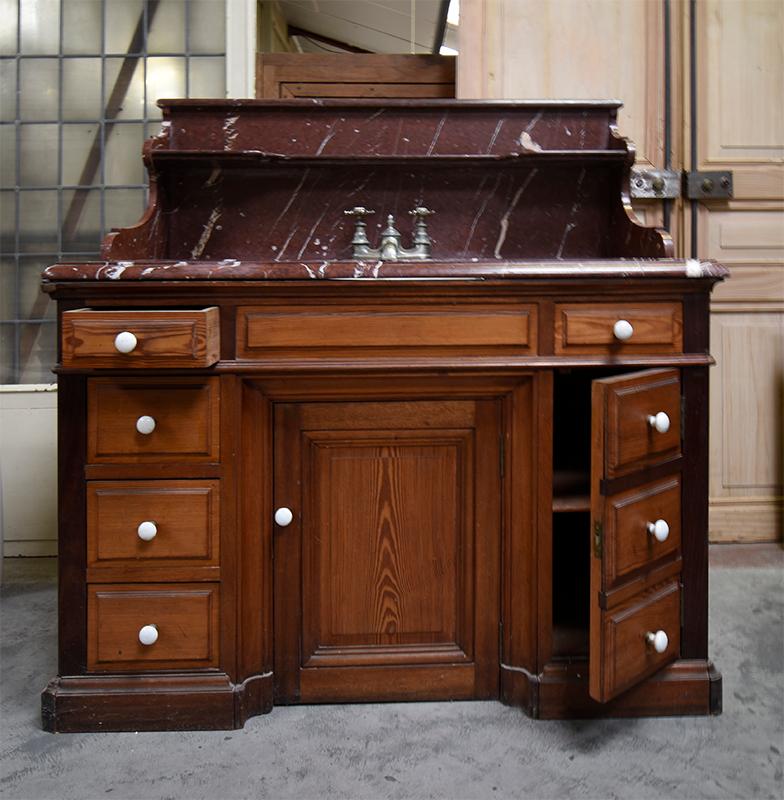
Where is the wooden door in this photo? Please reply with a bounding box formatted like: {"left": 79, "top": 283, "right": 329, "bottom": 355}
{"left": 695, "top": 0, "right": 784, "bottom": 542}
{"left": 273, "top": 398, "right": 501, "bottom": 704}
{"left": 589, "top": 369, "right": 683, "bottom": 702}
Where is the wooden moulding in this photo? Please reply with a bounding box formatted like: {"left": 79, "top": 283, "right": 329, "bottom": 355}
{"left": 41, "top": 673, "right": 273, "bottom": 733}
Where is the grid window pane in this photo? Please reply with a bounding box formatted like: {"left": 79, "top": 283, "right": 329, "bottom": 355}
{"left": 19, "top": 58, "right": 59, "bottom": 120}
{"left": 146, "top": 57, "right": 186, "bottom": 119}
{"left": 104, "top": 122, "right": 144, "bottom": 184}
{"left": 20, "top": 0, "right": 61, "bottom": 55}
{"left": 105, "top": 0, "right": 144, "bottom": 55}
{"left": 147, "top": 0, "right": 186, "bottom": 54}
{"left": 104, "top": 187, "right": 145, "bottom": 231}
{"left": 61, "top": 187, "right": 101, "bottom": 251}
{"left": 17, "top": 321, "right": 56, "bottom": 383}
{"left": 0, "top": 257, "right": 15, "bottom": 320}
{"left": 0, "top": 190, "right": 16, "bottom": 251}
{"left": 20, "top": 123, "right": 59, "bottom": 187}
{"left": 62, "top": 123, "right": 99, "bottom": 185}
{"left": 19, "top": 190, "right": 59, "bottom": 252}
{"left": 0, "top": 323, "right": 16, "bottom": 383}
{"left": 104, "top": 57, "right": 145, "bottom": 120}
{"left": 0, "top": 0, "right": 19, "bottom": 56}
{"left": 190, "top": 0, "right": 226, "bottom": 54}
{"left": 63, "top": 59, "right": 103, "bottom": 120}
{"left": 62, "top": 0, "right": 103, "bottom": 55}
{"left": 1, "top": 60, "right": 18, "bottom": 121}
{"left": 19, "top": 256, "right": 55, "bottom": 320}
{"left": 0, "top": 124, "right": 15, "bottom": 186}
{"left": 190, "top": 57, "right": 225, "bottom": 98}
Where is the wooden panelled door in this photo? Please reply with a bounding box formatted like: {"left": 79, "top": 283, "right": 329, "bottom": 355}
{"left": 273, "top": 399, "right": 501, "bottom": 704}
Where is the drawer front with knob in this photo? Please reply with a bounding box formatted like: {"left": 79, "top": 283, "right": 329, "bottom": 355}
{"left": 87, "top": 480, "right": 220, "bottom": 573}
{"left": 87, "top": 377, "right": 220, "bottom": 463}
{"left": 603, "top": 477, "right": 681, "bottom": 587}
{"left": 87, "top": 583, "right": 220, "bottom": 671}
{"left": 554, "top": 303, "right": 682, "bottom": 355}
{"left": 601, "top": 369, "right": 681, "bottom": 478}
{"left": 61, "top": 308, "right": 220, "bottom": 368}
{"left": 595, "top": 579, "right": 680, "bottom": 700}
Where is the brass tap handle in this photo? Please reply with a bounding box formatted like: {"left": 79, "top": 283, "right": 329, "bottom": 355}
{"left": 409, "top": 206, "right": 435, "bottom": 218}
{"left": 344, "top": 207, "right": 376, "bottom": 218}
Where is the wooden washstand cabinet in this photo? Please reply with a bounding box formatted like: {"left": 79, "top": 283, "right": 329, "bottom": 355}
{"left": 41, "top": 99, "right": 726, "bottom": 732}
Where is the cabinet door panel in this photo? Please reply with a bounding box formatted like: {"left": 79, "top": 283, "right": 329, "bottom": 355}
{"left": 590, "top": 369, "right": 682, "bottom": 702}
{"left": 274, "top": 397, "right": 502, "bottom": 703}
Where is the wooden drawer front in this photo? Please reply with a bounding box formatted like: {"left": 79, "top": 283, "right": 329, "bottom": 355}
{"left": 87, "top": 584, "right": 219, "bottom": 671}
{"left": 554, "top": 303, "right": 682, "bottom": 354}
{"left": 62, "top": 308, "right": 220, "bottom": 368}
{"left": 88, "top": 378, "right": 219, "bottom": 463}
{"left": 604, "top": 370, "right": 681, "bottom": 477}
{"left": 87, "top": 480, "right": 219, "bottom": 570}
{"left": 598, "top": 579, "right": 680, "bottom": 699}
{"left": 605, "top": 478, "right": 680, "bottom": 587}
{"left": 237, "top": 304, "right": 537, "bottom": 356}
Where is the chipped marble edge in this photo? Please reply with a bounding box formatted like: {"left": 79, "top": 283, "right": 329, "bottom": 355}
{"left": 42, "top": 259, "right": 729, "bottom": 283}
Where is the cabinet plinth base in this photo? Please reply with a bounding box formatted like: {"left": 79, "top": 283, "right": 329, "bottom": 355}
{"left": 41, "top": 672, "right": 273, "bottom": 733}
{"left": 501, "top": 659, "right": 722, "bottom": 719}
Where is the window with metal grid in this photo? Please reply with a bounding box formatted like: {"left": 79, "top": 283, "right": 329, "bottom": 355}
{"left": 0, "top": 0, "right": 227, "bottom": 383}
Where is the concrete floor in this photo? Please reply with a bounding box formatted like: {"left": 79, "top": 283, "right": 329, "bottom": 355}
{"left": 1, "top": 547, "right": 782, "bottom": 800}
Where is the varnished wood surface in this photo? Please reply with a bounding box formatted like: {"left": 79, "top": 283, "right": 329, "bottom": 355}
{"left": 554, "top": 302, "right": 683, "bottom": 355}
{"left": 62, "top": 308, "right": 220, "bottom": 368}
{"left": 87, "top": 377, "right": 220, "bottom": 463}
{"left": 238, "top": 303, "right": 536, "bottom": 356}
{"left": 87, "top": 583, "right": 220, "bottom": 671}
{"left": 87, "top": 480, "right": 220, "bottom": 570}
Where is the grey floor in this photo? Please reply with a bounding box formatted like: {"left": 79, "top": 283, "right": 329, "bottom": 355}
{"left": 1, "top": 548, "right": 782, "bottom": 800}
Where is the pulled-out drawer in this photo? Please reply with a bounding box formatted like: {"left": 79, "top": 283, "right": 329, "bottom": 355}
{"left": 62, "top": 308, "right": 220, "bottom": 368}
{"left": 87, "top": 583, "right": 220, "bottom": 671}
{"left": 87, "top": 480, "right": 220, "bottom": 571}
{"left": 554, "top": 302, "right": 682, "bottom": 355}
{"left": 236, "top": 303, "right": 537, "bottom": 357}
{"left": 87, "top": 377, "right": 220, "bottom": 463}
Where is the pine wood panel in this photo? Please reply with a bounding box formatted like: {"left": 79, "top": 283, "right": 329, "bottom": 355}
{"left": 87, "top": 480, "right": 220, "bottom": 570}
{"left": 554, "top": 303, "right": 682, "bottom": 355}
{"left": 273, "top": 397, "right": 502, "bottom": 703}
{"left": 61, "top": 308, "right": 220, "bottom": 369}
{"left": 87, "top": 378, "right": 220, "bottom": 463}
{"left": 238, "top": 304, "right": 536, "bottom": 355}
{"left": 87, "top": 583, "right": 220, "bottom": 671}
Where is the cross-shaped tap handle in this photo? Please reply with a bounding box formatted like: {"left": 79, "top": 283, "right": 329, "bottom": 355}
{"left": 344, "top": 207, "right": 376, "bottom": 218}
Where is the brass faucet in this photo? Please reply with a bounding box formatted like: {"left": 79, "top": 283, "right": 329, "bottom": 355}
{"left": 344, "top": 206, "right": 435, "bottom": 261}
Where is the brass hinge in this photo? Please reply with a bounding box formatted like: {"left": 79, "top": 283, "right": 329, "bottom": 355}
{"left": 593, "top": 520, "right": 603, "bottom": 559}
{"left": 629, "top": 167, "right": 733, "bottom": 201}
{"left": 685, "top": 170, "right": 733, "bottom": 200}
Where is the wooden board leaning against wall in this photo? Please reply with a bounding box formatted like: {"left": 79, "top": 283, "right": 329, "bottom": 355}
{"left": 457, "top": 0, "right": 783, "bottom": 542}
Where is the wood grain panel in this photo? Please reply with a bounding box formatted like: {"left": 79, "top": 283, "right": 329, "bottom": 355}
{"left": 87, "top": 480, "right": 219, "bottom": 569}
{"left": 593, "top": 580, "right": 681, "bottom": 702}
{"left": 62, "top": 308, "right": 220, "bottom": 368}
{"left": 87, "top": 583, "right": 219, "bottom": 671}
{"left": 604, "top": 477, "right": 681, "bottom": 587}
{"left": 87, "top": 378, "right": 220, "bottom": 463}
{"left": 599, "top": 369, "right": 682, "bottom": 479}
{"left": 554, "top": 303, "right": 682, "bottom": 355}
{"left": 238, "top": 304, "right": 536, "bottom": 356}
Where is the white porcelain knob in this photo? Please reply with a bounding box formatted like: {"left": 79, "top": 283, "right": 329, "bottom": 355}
{"left": 135, "top": 415, "right": 156, "bottom": 435}
{"left": 274, "top": 507, "right": 294, "bottom": 527}
{"left": 645, "top": 629, "right": 668, "bottom": 653}
{"left": 138, "top": 624, "right": 158, "bottom": 646}
{"left": 647, "top": 519, "right": 670, "bottom": 543}
{"left": 114, "top": 331, "right": 138, "bottom": 354}
{"left": 647, "top": 411, "right": 670, "bottom": 433}
{"left": 137, "top": 521, "right": 158, "bottom": 541}
{"left": 613, "top": 319, "right": 634, "bottom": 341}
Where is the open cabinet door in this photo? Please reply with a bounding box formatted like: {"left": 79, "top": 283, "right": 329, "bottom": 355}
{"left": 589, "top": 369, "right": 684, "bottom": 703}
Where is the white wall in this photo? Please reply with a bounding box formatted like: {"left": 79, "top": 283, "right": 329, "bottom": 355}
{"left": 0, "top": 385, "right": 57, "bottom": 557}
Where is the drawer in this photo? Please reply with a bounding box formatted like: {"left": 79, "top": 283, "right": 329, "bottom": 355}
{"left": 604, "top": 477, "right": 680, "bottom": 587}
{"left": 87, "top": 377, "right": 220, "bottom": 463}
{"left": 62, "top": 308, "right": 220, "bottom": 368}
{"left": 237, "top": 303, "right": 537, "bottom": 356}
{"left": 554, "top": 302, "right": 682, "bottom": 354}
{"left": 87, "top": 583, "right": 220, "bottom": 671}
{"left": 602, "top": 369, "right": 681, "bottom": 477}
{"left": 87, "top": 480, "right": 219, "bottom": 571}
{"left": 597, "top": 579, "right": 680, "bottom": 699}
